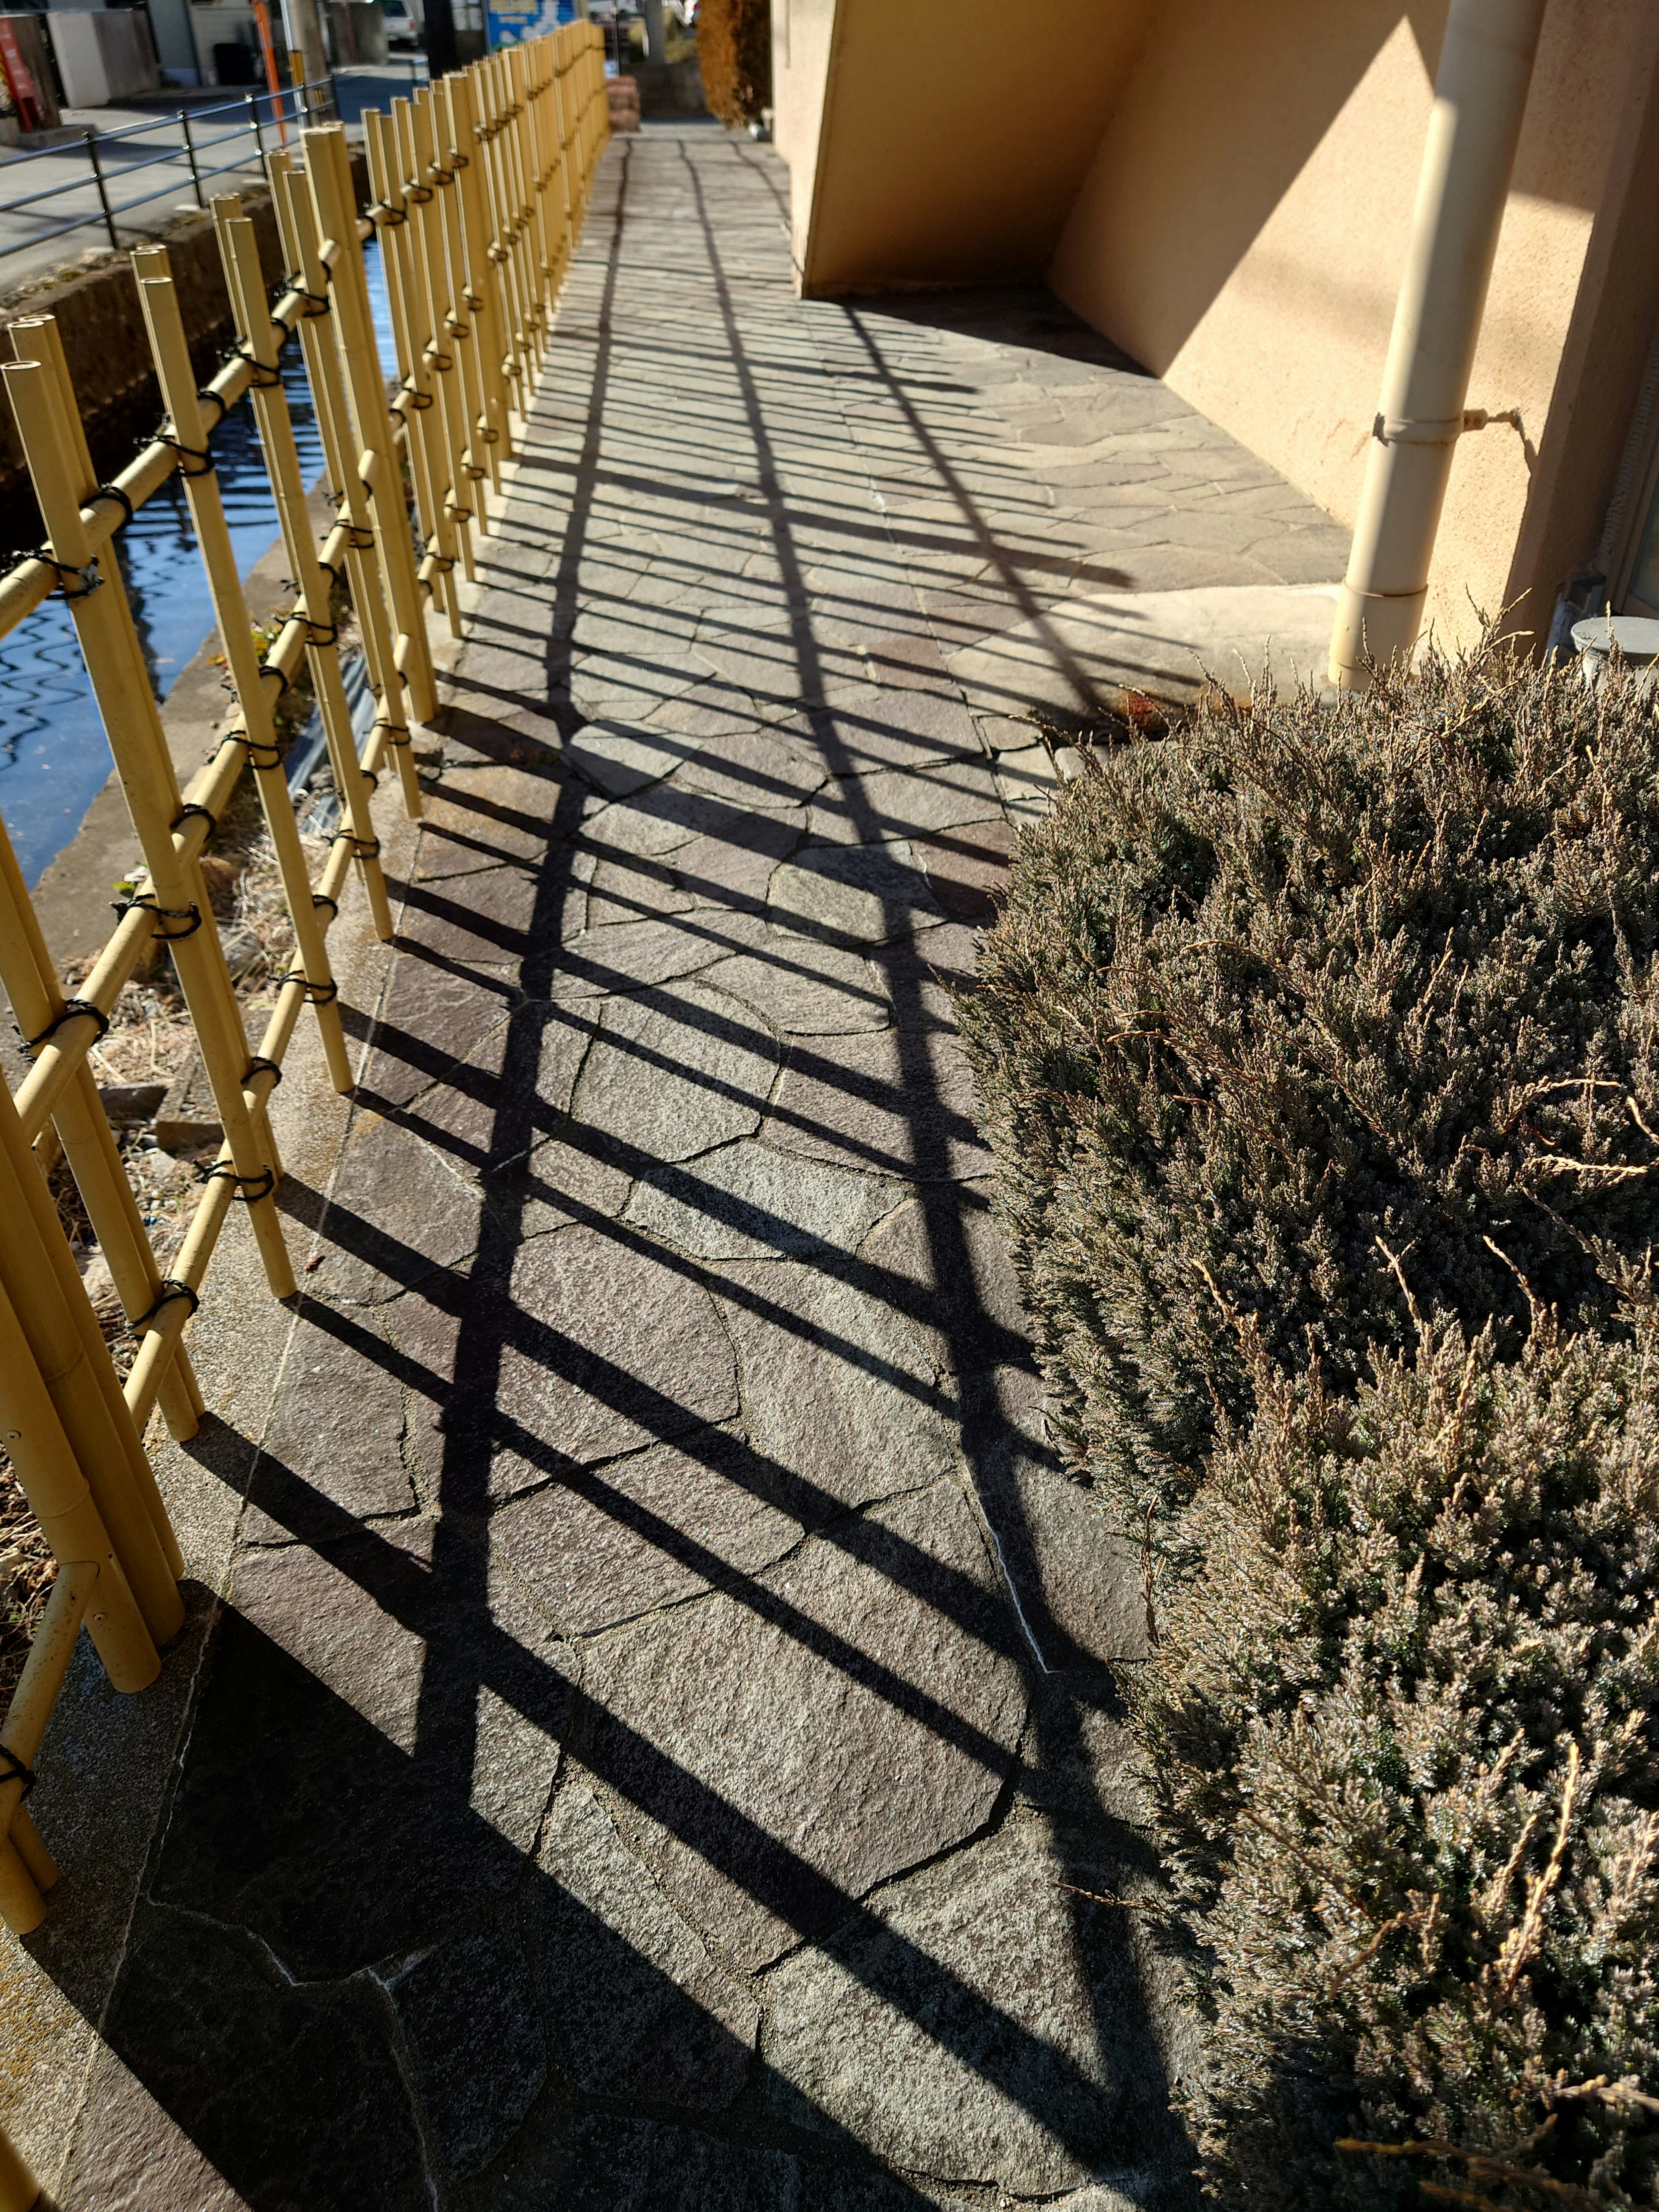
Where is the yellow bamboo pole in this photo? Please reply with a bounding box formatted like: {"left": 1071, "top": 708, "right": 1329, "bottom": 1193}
{"left": 521, "top": 39, "right": 562, "bottom": 333}
{"left": 505, "top": 48, "right": 547, "bottom": 372}
{"left": 0, "top": 1557, "right": 100, "bottom": 1934}
{"left": 475, "top": 60, "right": 530, "bottom": 412}
{"left": 445, "top": 69, "right": 509, "bottom": 482}
{"left": 424, "top": 90, "right": 492, "bottom": 534}
{"left": 0, "top": 1053, "right": 181, "bottom": 1643}
{"left": 402, "top": 92, "right": 480, "bottom": 584}
{"left": 499, "top": 54, "right": 543, "bottom": 377}
{"left": 213, "top": 209, "right": 396, "bottom": 946}
{"left": 303, "top": 121, "right": 438, "bottom": 724}
{"left": 3, "top": 341, "right": 295, "bottom": 1304}
{"left": 267, "top": 160, "right": 425, "bottom": 817}
{"left": 0, "top": 1262, "right": 158, "bottom": 1712}
{"left": 0, "top": 813, "right": 204, "bottom": 1446}
{"left": 359, "top": 117, "right": 458, "bottom": 630}
{"left": 132, "top": 246, "right": 359, "bottom": 1094}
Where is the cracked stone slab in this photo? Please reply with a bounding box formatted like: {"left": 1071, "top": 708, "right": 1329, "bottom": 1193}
{"left": 493, "top": 1422, "right": 800, "bottom": 1634}
{"left": 533, "top": 1782, "right": 760, "bottom": 2107}
{"left": 396, "top": 858, "right": 544, "bottom": 968}
{"left": 714, "top": 1255, "right": 962, "bottom": 1519}
{"left": 566, "top": 719, "right": 707, "bottom": 797}
{"left": 623, "top": 1139, "right": 902, "bottom": 1263}
{"left": 456, "top": 2109, "right": 922, "bottom": 2211}
{"left": 764, "top": 1027, "right": 991, "bottom": 1182}
{"left": 550, "top": 909, "right": 771, "bottom": 997}
{"left": 572, "top": 980, "right": 779, "bottom": 1163}
{"left": 359, "top": 960, "right": 518, "bottom": 1113}
{"left": 947, "top": 583, "right": 1341, "bottom": 718}
{"left": 699, "top": 938, "right": 891, "bottom": 1036}
{"left": 412, "top": 758, "right": 563, "bottom": 877}
{"left": 388, "top": 1926, "right": 547, "bottom": 2180}
{"left": 966, "top": 1367, "right": 1150, "bottom": 1670}
{"left": 486, "top": 1222, "right": 740, "bottom": 1494}
{"left": 314, "top": 1112, "right": 486, "bottom": 1303}
{"left": 85, "top": 1903, "right": 430, "bottom": 2212}
{"left": 769, "top": 842, "right": 944, "bottom": 946}
{"left": 761, "top": 1820, "right": 1170, "bottom": 2193}
{"left": 857, "top": 1187, "right": 1030, "bottom": 1380}
{"left": 151, "top": 1519, "right": 578, "bottom": 1981}
{"left": 582, "top": 1483, "right": 1027, "bottom": 1972}
{"left": 676, "top": 728, "right": 828, "bottom": 809}
{"left": 807, "top": 761, "right": 1003, "bottom": 845}
{"left": 244, "top": 1304, "right": 415, "bottom": 1543}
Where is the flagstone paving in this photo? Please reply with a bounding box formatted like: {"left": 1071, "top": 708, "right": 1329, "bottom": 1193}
{"left": 10, "top": 124, "right": 1351, "bottom": 2209}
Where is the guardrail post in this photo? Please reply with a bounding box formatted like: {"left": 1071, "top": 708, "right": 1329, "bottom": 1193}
{"left": 84, "top": 130, "right": 118, "bottom": 251}
{"left": 246, "top": 89, "right": 265, "bottom": 166}
{"left": 180, "top": 106, "right": 205, "bottom": 208}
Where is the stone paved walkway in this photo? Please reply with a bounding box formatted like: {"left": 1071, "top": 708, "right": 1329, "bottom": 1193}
{"left": 13, "top": 128, "right": 1350, "bottom": 2210}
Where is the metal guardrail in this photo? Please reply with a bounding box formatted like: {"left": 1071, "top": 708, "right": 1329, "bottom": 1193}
{"left": 0, "top": 78, "right": 340, "bottom": 260}
{"left": 0, "top": 24, "right": 609, "bottom": 2198}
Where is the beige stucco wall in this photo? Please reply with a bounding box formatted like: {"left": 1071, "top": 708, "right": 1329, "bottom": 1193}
{"left": 776, "top": 0, "right": 1158, "bottom": 296}
{"left": 1048, "top": 0, "right": 1659, "bottom": 649}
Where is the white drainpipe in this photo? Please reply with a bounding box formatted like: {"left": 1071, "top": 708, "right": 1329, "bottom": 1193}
{"left": 1328, "top": 0, "right": 1548, "bottom": 689}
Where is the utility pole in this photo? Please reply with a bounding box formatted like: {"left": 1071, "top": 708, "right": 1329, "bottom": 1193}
{"left": 642, "top": 0, "right": 666, "bottom": 64}
{"left": 278, "top": 0, "right": 329, "bottom": 102}
{"left": 423, "top": 0, "right": 456, "bottom": 76}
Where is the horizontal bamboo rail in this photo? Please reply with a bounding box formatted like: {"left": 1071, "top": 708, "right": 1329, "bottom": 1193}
{"left": 0, "top": 32, "right": 604, "bottom": 2096}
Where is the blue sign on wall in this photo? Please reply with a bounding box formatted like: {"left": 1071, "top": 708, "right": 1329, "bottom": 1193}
{"left": 485, "top": 0, "right": 575, "bottom": 44}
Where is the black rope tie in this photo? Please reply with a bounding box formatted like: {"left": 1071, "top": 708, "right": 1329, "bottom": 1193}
{"left": 0, "top": 1747, "right": 37, "bottom": 1801}
{"left": 245, "top": 1055, "right": 283, "bottom": 1089}
{"left": 348, "top": 834, "right": 381, "bottom": 861}
{"left": 311, "top": 893, "right": 339, "bottom": 919}
{"left": 292, "top": 281, "right": 332, "bottom": 310}
{"left": 279, "top": 970, "right": 339, "bottom": 1004}
{"left": 195, "top": 1162, "right": 276, "bottom": 1204}
{"left": 113, "top": 894, "right": 203, "bottom": 941}
{"left": 400, "top": 378, "right": 435, "bottom": 411}
{"left": 195, "top": 387, "right": 229, "bottom": 429}
{"left": 377, "top": 720, "right": 411, "bottom": 749}
{"left": 259, "top": 659, "right": 292, "bottom": 700}
{"left": 369, "top": 203, "right": 407, "bottom": 228}
{"left": 129, "top": 1278, "right": 199, "bottom": 1334}
{"left": 172, "top": 800, "right": 217, "bottom": 838}
{"left": 95, "top": 482, "right": 135, "bottom": 531}
{"left": 346, "top": 527, "right": 376, "bottom": 551}
{"left": 22, "top": 997, "right": 109, "bottom": 1055}
{"left": 238, "top": 733, "right": 283, "bottom": 770}
{"left": 317, "top": 558, "right": 340, "bottom": 586}
{"left": 26, "top": 548, "right": 102, "bottom": 598}
{"left": 428, "top": 552, "right": 457, "bottom": 574}
{"left": 305, "top": 617, "right": 338, "bottom": 648}
{"left": 156, "top": 431, "right": 215, "bottom": 479}
{"left": 407, "top": 181, "right": 434, "bottom": 203}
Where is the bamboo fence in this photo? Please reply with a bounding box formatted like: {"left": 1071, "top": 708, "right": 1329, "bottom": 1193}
{"left": 0, "top": 24, "right": 606, "bottom": 2203}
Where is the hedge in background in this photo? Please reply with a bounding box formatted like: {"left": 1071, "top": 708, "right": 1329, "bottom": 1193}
{"left": 1138, "top": 1309, "right": 1659, "bottom": 2212}
{"left": 697, "top": 0, "right": 771, "bottom": 127}
{"left": 961, "top": 650, "right": 1659, "bottom": 1530}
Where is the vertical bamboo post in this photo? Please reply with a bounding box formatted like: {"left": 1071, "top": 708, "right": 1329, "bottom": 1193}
{"left": 302, "top": 122, "right": 439, "bottom": 724}
{"left": 212, "top": 210, "right": 396, "bottom": 944}
{"left": 0, "top": 1060, "right": 182, "bottom": 1645}
{"left": 404, "top": 92, "right": 479, "bottom": 583}
{"left": 475, "top": 61, "right": 529, "bottom": 411}
{"left": 426, "top": 89, "right": 493, "bottom": 535}
{"left": 511, "top": 45, "right": 548, "bottom": 372}
{"left": 267, "top": 159, "right": 425, "bottom": 815}
{"left": 500, "top": 54, "right": 542, "bottom": 376}
{"left": 132, "top": 246, "right": 359, "bottom": 1093}
{"left": 5, "top": 341, "right": 294, "bottom": 1303}
{"left": 521, "top": 39, "right": 561, "bottom": 328}
{"left": 0, "top": 811, "right": 204, "bottom": 1448}
{"left": 445, "top": 70, "right": 509, "bottom": 481}
{"left": 359, "top": 117, "right": 458, "bottom": 630}
{"left": 0, "top": 1176, "right": 163, "bottom": 1700}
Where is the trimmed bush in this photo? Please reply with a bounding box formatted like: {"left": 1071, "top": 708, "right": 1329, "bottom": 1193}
{"left": 1137, "top": 1310, "right": 1659, "bottom": 2212}
{"left": 961, "top": 649, "right": 1659, "bottom": 1529}
{"left": 697, "top": 0, "right": 771, "bottom": 127}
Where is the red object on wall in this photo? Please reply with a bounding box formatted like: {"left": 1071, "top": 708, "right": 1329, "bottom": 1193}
{"left": 0, "top": 18, "right": 45, "bottom": 133}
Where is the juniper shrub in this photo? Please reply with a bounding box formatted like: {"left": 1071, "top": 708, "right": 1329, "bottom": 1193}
{"left": 1136, "top": 1310, "right": 1659, "bottom": 2212}
{"left": 960, "top": 647, "right": 1659, "bottom": 1530}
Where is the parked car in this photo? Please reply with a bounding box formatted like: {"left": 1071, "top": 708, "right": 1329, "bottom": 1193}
{"left": 383, "top": 1, "right": 420, "bottom": 49}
